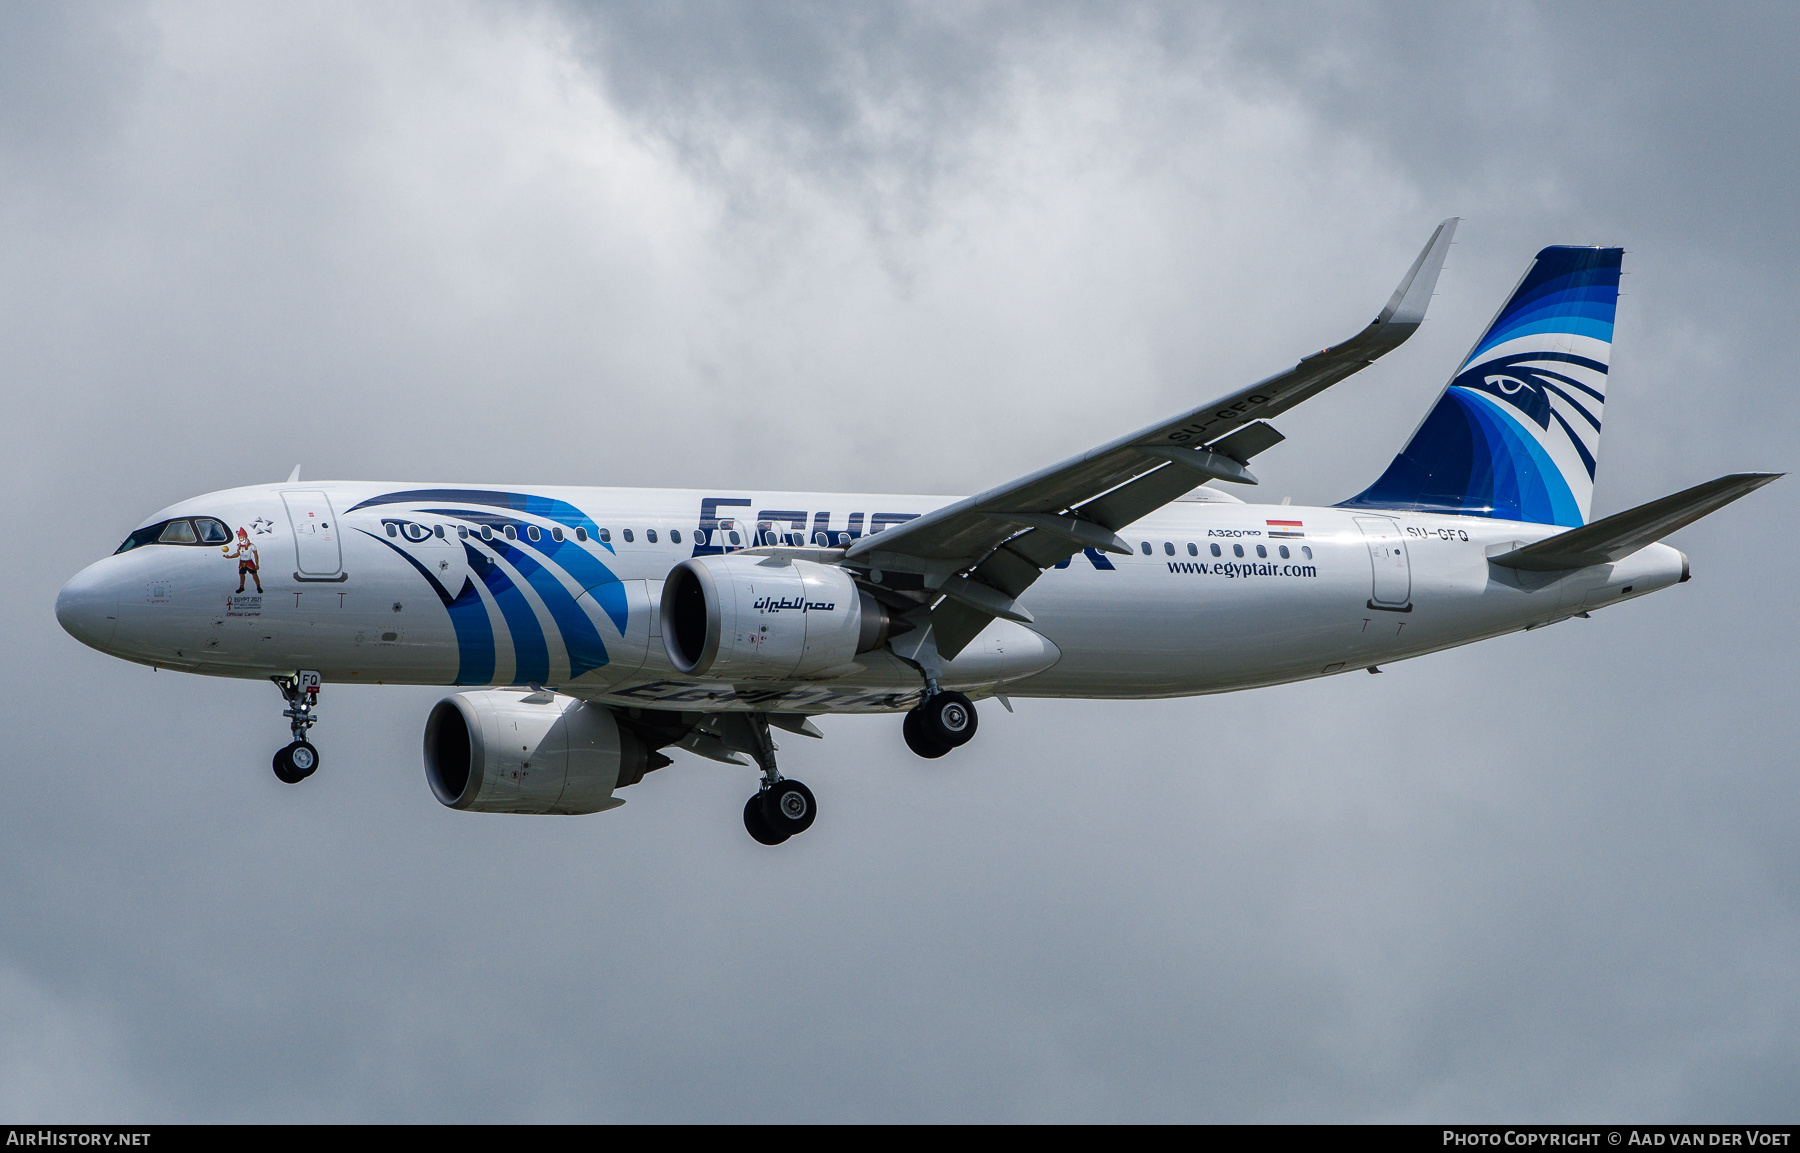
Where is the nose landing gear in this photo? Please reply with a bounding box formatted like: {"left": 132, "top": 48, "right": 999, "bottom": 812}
{"left": 270, "top": 671, "right": 322, "bottom": 784}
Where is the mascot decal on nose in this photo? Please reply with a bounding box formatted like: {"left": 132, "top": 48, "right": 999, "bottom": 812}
{"left": 225, "top": 526, "right": 262, "bottom": 593}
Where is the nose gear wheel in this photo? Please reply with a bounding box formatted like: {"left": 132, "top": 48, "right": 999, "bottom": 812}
{"left": 273, "top": 740, "right": 318, "bottom": 784}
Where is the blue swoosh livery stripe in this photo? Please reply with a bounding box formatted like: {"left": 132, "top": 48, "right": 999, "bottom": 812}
{"left": 465, "top": 543, "right": 549, "bottom": 686}
{"left": 359, "top": 492, "right": 634, "bottom": 686}
{"left": 434, "top": 509, "right": 628, "bottom": 634}
{"left": 347, "top": 489, "right": 616, "bottom": 554}
{"left": 485, "top": 540, "right": 610, "bottom": 678}
{"left": 356, "top": 530, "right": 497, "bottom": 685}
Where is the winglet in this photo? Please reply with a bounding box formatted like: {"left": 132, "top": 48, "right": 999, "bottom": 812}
{"left": 1376, "top": 217, "right": 1459, "bottom": 332}
{"left": 287, "top": 465, "right": 302, "bottom": 483}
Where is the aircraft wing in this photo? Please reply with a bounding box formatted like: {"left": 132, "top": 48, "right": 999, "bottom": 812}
{"left": 846, "top": 218, "right": 1460, "bottom": 658}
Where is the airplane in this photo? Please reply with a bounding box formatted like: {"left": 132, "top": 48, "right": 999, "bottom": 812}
{"left": 55, "top": 219, "right": 1780, "bottom": 845}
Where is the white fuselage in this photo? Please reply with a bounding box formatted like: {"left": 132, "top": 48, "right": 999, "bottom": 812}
{"left": 57, "top": 482, "right": 1688, "bottom": 712}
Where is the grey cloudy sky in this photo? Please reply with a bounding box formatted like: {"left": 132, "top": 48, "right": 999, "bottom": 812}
{"left": 2, "top": 0, "right": 1796, "bottom": 1122}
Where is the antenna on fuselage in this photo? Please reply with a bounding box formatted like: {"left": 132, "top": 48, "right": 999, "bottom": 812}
{"left": 286, "top": 465, "right": 301, "bottom": 483}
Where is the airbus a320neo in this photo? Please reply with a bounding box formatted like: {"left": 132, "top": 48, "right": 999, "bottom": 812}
{"left": 57, "top": 220, "right": 1780, "bottom": 844}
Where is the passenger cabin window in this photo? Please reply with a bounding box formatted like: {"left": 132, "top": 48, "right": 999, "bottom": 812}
{"left": 385, "top": 523, "right": 398, "bottom": 538}
{"left": 1211, "top": 544, "right": 1222, "bottom": 557}
{"left": 670, "top": 530, "right": 681, "bottom": 544}
{"left": 1256, "top": 545, "right": 1266, "bottom": 558}
{"left": 1278, "top": 545, "right": 1289, "bottom": 559}
{"left": 1188, "top": 543, "right": 1198, "bottom": 556}
{"left": 647, "top": 529, "right": 658, "bottom": 544}
{"left": 480, "top": 526, "right": 493, "bottom": 541}
{"left": 159, "top": 520, "right": 198, "bottom": 544}
{"left": 728, "top": 530, "right": 741, "bottom": 545}
{"left": 1233, "top": 544, "right": 1244, "bottom": 558}
{"left": 527, "top": 525, "right": 540, "bottom": 542}
{"left": 551, "top": 527, "right": 564, "bottom": 542}
{"left": 623, "top": 529, "right": 634, "bottom": 543}
{"left": 1140, "top": 542, "right": 1151, "bottom": 555}
{"left": 1164, "top": 542, "right": 1174, "bottom": 555}
{"left": 596, "top": 528, "right": 609, "bottom": 543}
{"left": 575, "top": 527, "right": 587, "bottom": 542}
{"left": 1302, "top": 546, "right": 1313, "bottom": 560}
{"left": 457, "top": 526, "right": 468, "bottom": 539}
{"left": 433, "top": 525, "right": 446, "bottom": 539}
{"left": 504, "top": 525, "right": 517, "bottom": 540}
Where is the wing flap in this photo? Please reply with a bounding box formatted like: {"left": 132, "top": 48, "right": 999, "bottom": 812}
{"left": 1209, "top": 419, "right": 1288, "bottom": 465}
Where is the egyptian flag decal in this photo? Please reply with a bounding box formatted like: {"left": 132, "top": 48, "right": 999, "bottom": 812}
{"left": 1266, "top": 519, "right": 1305, "bottom": 538}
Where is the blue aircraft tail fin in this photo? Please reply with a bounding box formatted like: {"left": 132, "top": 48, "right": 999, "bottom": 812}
{"left": 1341, "top": 245, "right": 1623, "bottom": 527}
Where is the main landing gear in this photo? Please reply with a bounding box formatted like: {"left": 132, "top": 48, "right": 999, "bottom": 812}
{"left": 737, "top": 714, "right": 818, "bottom": 847}
{"left": 902, "top": 689, "right": 978, "bottom": 760}
{"left": 270, "top": 671, "right": 322, "bottom": 784}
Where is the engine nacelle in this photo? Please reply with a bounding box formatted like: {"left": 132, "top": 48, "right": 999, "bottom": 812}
{"left": 661, "top": 555, "right": 892, "bottom": 680}
{"left": 423, "top": 690, "right": 651, "bottom": 814}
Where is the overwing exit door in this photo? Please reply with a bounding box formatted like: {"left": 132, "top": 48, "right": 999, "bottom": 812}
{"left": 1354, "top": 517, "right": 1411, "bottom": 611}
{"left": 282, "top": 490, "right": 346, "bottom": 581}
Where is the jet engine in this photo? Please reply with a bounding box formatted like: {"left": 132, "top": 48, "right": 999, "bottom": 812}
{"left": 661, "top": 555, "right": 896, "bottom": 680}
{"left": 423, "top": 690, "right": 654, "bottom": 814}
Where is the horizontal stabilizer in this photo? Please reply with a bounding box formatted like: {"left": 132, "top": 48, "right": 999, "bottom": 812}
{"left": 1488, "top": 472, "right": 1782, "bottom": 572}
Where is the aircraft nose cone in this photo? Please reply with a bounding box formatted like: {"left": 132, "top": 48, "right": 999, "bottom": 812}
{"left": 56, "top": 562, "right": 120, "bottom": 651}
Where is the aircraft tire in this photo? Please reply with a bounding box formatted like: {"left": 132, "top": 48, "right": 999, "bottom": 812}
{"left": 744, "top": 793, "right": 790, "bottom": 846}
{"left": 903, "top": 710, "right": 952, "bottom": 759}
{"left": 761, "top": 778, "right": 817, "bottom": 836}
{"left": 272, "top": 741, "right": 318, "bottom": 784}
{"left": 919, "top": 691, "right": 978, "bottom": 748}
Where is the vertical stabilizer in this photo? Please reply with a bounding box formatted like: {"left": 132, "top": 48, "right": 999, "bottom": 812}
{"left": 1342, "top": 245, "right": 1623, "bottom": 526}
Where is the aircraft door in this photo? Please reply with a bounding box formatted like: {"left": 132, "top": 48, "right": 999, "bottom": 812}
{"left": 1355, "top": 517, "right": 1412, "bottom": 610}
{"left": 283, "top": 491, "right": 346, "bottom": 582}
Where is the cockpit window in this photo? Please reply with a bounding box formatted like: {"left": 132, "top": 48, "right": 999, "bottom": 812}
{"left": 115, "top": 517, "right": 236, "bottom": 554}
{"left": 115, "top": 523, "right": 166, "bottom": 554}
